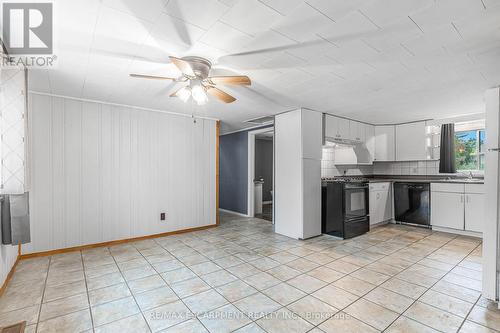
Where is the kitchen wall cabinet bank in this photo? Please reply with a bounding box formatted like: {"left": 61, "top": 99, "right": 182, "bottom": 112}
{"left": 275, "top": 109, "right": 322, "bottom": 240}
{"left": 430, "top": 183, "right": 484, "bottom": 235}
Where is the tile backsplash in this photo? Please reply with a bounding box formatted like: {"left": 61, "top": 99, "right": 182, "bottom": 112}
{"left": 321, "top": 147, "right": 441, "bottom": 178}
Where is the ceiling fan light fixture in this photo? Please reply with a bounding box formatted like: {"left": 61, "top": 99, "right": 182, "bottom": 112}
{"left": 177, "top": 86, "right": 191, "bottom": 102}
{"left": 191, "top": 85, "right": 207, "bottom": 105}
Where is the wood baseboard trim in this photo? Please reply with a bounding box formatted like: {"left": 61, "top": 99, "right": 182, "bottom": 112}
{"left": 19, "top": 224, "right": 217, "bottom": 260}
{"left": 0, "top": 254, "right": 20, "bottom": 297}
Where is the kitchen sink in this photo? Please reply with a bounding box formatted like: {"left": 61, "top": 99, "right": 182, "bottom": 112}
{"left": 440, "top": 178, "right": 484, "bottom": 183}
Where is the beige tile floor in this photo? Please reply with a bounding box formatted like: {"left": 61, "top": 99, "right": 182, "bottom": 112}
{"left": 0, "top": 211, "right": 496, "bottom": 333}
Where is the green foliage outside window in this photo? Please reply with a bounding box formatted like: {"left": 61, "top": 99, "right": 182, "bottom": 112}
{"left": 455, "top": 130, "right": 485, "bottom": 171}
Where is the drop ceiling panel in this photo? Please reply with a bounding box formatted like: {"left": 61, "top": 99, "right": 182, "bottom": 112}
{"left": 220, "top": 0, "right": 283, "bottom": 35}
{"left": 272, "top": 2, "right": 336, "bottom": 42}
{"left": 164, "top": 0, "right": 230, "bottom": 30}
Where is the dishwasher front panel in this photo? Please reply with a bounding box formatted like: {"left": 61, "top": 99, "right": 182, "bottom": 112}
{"left": 394, "top": 183, "right": 430, "bottom": 226}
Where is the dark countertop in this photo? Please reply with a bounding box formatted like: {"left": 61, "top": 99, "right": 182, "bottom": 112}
{"left": 368, "top": 175, "right": 484, "bottom": 184}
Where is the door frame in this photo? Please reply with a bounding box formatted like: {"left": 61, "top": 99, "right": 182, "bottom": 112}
{"left": 247, "top": 127, "right": 274, "bottom": 218}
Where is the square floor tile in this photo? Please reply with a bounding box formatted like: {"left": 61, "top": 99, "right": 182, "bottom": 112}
{"left": 344, "top": 298, "right": 399, "bottom": 331}
{"left": 199, "top": 304, "right": 252, "bottom": 333}
{"left": 312, "top": 285, "right": 359, "bottom": 309}
{"left": 319, "top": 311, "right": 378, "bottom": 333}
{"left": 135, "top": 286, "right": 178, "bottom": 311}
{"left": 216, "top": 280, "right": 259, "bottom": 302}
{"left": 287, "top": 295, "right": 338, "bottom": 325}
{"left": 170, "top": 277, "right": 210, "bottom": 298}
{"left": 88, "top": 283, "right": 131, "bottom": 306}
{"left": 183, "top": 289, "right": 228, "bottom": 314}
{"left": 233, "top": 292, "right": 281, "bottom": 320}
{"left": 404, "top": 301, "right": 463, "bottom": 333}
{"left": 144, "top": 300, "right": 192, "bottom": 332}
{"left": 256, "top": 308, "right": 314, "bottom": 333}
{"left": 333, "top": 276, "right": 376, "bottom": 297}
{"left": 91, "top": 296, "right": 140, "bottom": 327}
{"left": 363, "top": 287, "right": 414, "bottom": 314}
{"left": 287, "top": 274, "right": 327, "bottom": 293}
{"left": 262, "top": 283, "right": 306, "bottom": 306}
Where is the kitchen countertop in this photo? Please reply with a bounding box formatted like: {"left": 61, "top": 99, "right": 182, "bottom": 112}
{"left": 368, "top": 176, "right": 484, "bottom": 184}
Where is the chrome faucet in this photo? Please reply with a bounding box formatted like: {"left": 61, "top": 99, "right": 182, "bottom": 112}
{"left": 468, "top": 171, "right": 474, "bottom": 179}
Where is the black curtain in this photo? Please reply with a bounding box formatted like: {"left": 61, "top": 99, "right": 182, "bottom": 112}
{"left": 439, "top": 123, "right": 456, "bottom": 174}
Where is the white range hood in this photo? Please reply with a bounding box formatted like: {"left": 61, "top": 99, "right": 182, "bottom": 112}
{"left": 324, "top": 137, "right": 372, "bottom": 165}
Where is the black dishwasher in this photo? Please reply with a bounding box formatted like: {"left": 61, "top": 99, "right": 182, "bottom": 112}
{"left": 394, "top": 182, "right": 430, "bottom": 227}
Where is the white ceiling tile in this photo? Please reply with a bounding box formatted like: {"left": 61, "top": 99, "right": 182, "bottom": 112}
{"left": 272, "top": 2, "right": 335, "bottom": 42}
{"left": 359, "top": 0, "right": 434, "bottom": 28}
{"left": 258, "top": 0, "right": 304, "bottom": 16}
{"left": 317, "top": 10, "right": 379, "bottom": 46}
{"left": 410, "top": 0, "right": 486, "bottom": 32}
{"left": 92, "top": 7, "right": 153, "bottom": 56}
{"left": 164, "top": 0, "right": 230, "bottom": 30}
{"left": 102, "top": 0, "right": 168, "bottom": 22}
{"left": 148, "top": 13, "right": 206, "bottom": 50}
{"left": 305, "top": 0, "right": 373, "bottom": 21}
{"left": 220, "top": 0, "right": 284, "bottom": 35}
{"left": 362, "top": 18, "right": 422, "bottom": 52}
{"left": 199, "top": 21, "right": 254, "bottom": 54}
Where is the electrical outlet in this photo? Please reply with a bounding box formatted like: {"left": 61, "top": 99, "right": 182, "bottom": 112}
{"left": 160, "top": 213, "right": 166, "bottom": 221}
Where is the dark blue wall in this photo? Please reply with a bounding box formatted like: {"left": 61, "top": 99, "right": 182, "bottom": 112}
{"left": 219, "top": 125, "right": 273, "bottom": 215}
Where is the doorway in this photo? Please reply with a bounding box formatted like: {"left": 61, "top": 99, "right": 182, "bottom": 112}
{"left": 247, "top": 127, "right": 274, "bottom": 222}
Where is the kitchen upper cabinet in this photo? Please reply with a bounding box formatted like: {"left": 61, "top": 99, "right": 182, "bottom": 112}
{"left": 325, "top": 115, "right": 349, "bottom": 140}
{"left": 365, "top": 125, "right": 375, "bottom": 162}
{"left": 374, "top": 126, "right": 395, "bottom": 161}
{"left": 349, "top": 121, "right": 365, "bottom": 143}
{"left": 396, "top": 122, "right": 427, "bottom": 161}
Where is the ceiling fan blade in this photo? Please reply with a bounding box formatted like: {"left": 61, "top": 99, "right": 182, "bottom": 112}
{"left": 169, "top": 86, "right": 184, "bottom": 97}
{"left": 169, "top": 56, "right": 195, "bottom": 77}
{"left": 129, "top": 74, "right": 176, "bottom": 80}
{"left": 207, "top": 76, "right": 251, "bottom": 86}
{"left": 206, "top": 86, "right": 236, "bottom": 103}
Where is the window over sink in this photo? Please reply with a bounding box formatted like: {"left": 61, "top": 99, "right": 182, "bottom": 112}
{"left": 455, "top": 129, "right": 485, "bottom": 171}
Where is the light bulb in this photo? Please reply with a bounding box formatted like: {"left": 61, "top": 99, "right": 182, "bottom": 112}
{"left": 177, "top": 86, "right": 191, "bottom": 102}
{"left": 191, "top": 85, "right": 207, "bottom": 105}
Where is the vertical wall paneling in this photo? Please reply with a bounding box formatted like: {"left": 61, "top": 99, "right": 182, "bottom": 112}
{"left": 27, "top": 95, "right": 217, "bottom": 254}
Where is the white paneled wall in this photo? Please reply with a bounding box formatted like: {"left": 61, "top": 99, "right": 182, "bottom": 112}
{"left": 24, "top": 94, "right": 217, "bottom": 254}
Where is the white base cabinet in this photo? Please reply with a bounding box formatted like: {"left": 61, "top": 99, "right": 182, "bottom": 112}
{"left": 369, "top": 182, "right": 392, "bottom": 225}
{"left": 430, "top": 183, "right": 484, "bottom": 235}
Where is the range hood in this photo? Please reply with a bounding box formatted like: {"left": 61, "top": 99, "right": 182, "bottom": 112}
{"left": 324, "top": 139, "right": 372, "bottom": 165}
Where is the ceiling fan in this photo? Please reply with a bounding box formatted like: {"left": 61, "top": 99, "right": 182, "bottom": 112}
{"left": 129, "top": 56, "right": 251, "bottom": 105}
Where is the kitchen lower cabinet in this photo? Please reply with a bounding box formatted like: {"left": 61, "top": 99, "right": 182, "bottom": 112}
{"left": 430, "top": 183, "right": 484, "bottom": 235}
{"left": 431, "top": 192, "right": 465, "bottom": 230}
{"left": 369, "top": 182, "right": 392, "bottom": 225}
{"left": 465, "top": 193, "right": 485, "bottom": 233}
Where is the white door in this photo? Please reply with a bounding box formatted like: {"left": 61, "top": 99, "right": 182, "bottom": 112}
{"left": 431, "top": 192, "right": 465, "bottom": 230}
{"left": 465, "top": 193, "right": 485, "bottom": 233}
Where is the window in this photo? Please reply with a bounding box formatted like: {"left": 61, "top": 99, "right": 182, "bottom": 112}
{"left": 455, "top": 129, "right": 485, "bottom": 171}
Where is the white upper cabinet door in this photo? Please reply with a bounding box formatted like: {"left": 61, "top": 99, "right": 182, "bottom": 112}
{"left": 349, "top": 121, "right": 365, "bottom": 142}
{"left": 325, "top": 115, "right": 349, "bottom": 140}
{"left": 374, "top": 125, "right": 395, "bottom": 161}
{"left": 324, "top": 115, "right": 339, "bottom": 139}
{"left": 465, "top": 193, "right": 485, "bottom": 233}
{"left": 338, "top": 117, "right": 350, "bottom": 139}
{"left": 431, "top": 192, "right": 465, "bottom": 230}
{"left": 366, "top": 125, "right": 375, "bottom": 162}
{"left": 395, "top": 121, "right": 427, "bottom": 161}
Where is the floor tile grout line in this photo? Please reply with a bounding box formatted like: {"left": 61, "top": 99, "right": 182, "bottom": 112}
{"left": 34, "top": 256, "right": 52, "bottom": 332}
{"left": 81, "top": 250, "right": 96, "bottom": 333}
